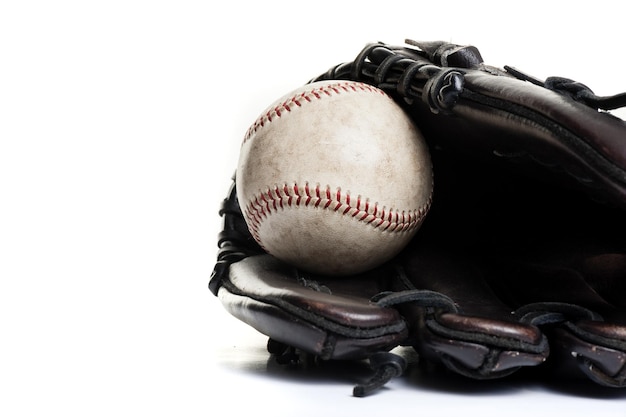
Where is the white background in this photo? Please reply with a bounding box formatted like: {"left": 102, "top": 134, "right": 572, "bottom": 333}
{"left": 2, "top": 1, "right": 626, "bottom": 416}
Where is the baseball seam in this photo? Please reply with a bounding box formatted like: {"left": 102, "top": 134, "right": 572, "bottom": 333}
{"left": 243, "top": 81, "right": 388, "bottom": 143}
{"left": 244, "top": 182, "right": 432, "bottom": 247}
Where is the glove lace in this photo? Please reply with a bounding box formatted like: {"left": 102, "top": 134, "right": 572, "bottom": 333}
{"left": 372, "top": 289, "right": 459, "bottom": 313}
{"left": 316, "top": 41, "right": 626, "bottom": 115}
{"left": 209, "top": 180, "right": 264, "bottom": 295}
{"left": 371, "top": 264, "right": 459, "bottom": 313}
{"left": 515, "top": 302, "right": 603, "bottom": 326}
{"left": 313, "top": 42, "right": 463, "bottom": 114}
{"left": 267, "top": 338, "right": 407, "bottom": 398}
{"left": 353, "top": 352, "right": 407, "bottom": 397}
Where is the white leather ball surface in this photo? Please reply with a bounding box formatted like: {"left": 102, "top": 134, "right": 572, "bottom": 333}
{"left": 236, "top": 80, "right": 433, "bottom": 276}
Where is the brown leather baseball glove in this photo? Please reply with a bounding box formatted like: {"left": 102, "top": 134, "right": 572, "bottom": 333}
{"left": 210, "top": 39, "right": 626, "bottom": 396}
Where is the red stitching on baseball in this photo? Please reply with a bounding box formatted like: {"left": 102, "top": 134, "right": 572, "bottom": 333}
{"left": 242, "top": 82, "right": 389, "bottom": 143}
{"left": 243, "top": 182, "right": 432, "bottom": 245}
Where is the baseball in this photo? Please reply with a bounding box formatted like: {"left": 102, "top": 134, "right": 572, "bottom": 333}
{"left": 236, "top": 80, "right": 433, "bottom": 276}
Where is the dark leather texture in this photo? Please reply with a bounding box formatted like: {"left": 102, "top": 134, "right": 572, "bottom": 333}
{"left": 409, "top": 72, "right": 626, "bottom": 209}
{"left": 398, "top": 241, "right": 549, "bottom": 379}
{"left": 218, "top": 254, "right": 409, "bottom": 360}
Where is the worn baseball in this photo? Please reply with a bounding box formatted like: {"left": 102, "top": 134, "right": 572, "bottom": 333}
{"left": 236, "top": 80, "right": 433, "bottom": 276}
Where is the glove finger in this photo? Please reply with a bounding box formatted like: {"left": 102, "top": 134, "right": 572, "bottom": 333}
{"left": 218, "top": 254, "right": 410, "bottom": 361}
{"left": 499, "top": 248, "right": 626, "bottom": 387}
{"left": 552, "top": 321, "right": 626, "bottom": 388}
{"left": 398, "top": 240, "right": 549, "bottom": 380}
